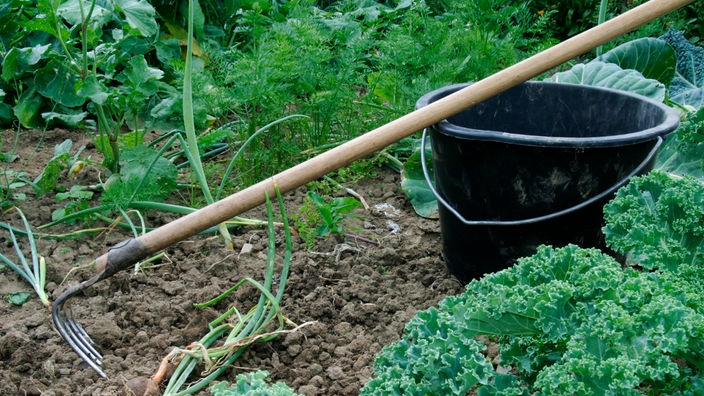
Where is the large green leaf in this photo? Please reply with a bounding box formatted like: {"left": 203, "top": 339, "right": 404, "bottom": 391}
{"left": 660, "top": 30, "right": 704, "bottom": 109}
{"left": 35, "top": 61, "right": 84, "bottom": 107}
{"left": 0, "top": 88, "right": 11, "bottom": 125}
{"left": 42, "top": 111, "right": 89, "bottom": 127}
{"left": 464, "top": 310, "right": 539, "bottom": 336}
{"left": 546, "top": 61, "right": 666, "bottom": 101}
{"left": 114, "top": 0, "right": 159, "bottom": 37}
{"left": 100, "top": 145, "right": 178, "bottom": 207}
{"left": 76, "top": 74, "right": 109, "bottom": 105}
{"left": 13, "top": 89, "right": 43, "bottom": 127}
{"left": 1, "top": 44, "right": 50, "bottom": 81}
{"left": 56, "top": 0, "right": 113, "bottom": 30}
{"left": 596, "top": 38, "right": 676, "bottom": 87}
{"left": 116, "top": 55, "right": 164, "bottom": 97}
{"left": 401, "top": 139, "right": 438, "bottom": 219}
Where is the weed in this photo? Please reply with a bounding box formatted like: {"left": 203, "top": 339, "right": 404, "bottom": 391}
{"left": 293, "top": 191, "right": 361, "bottom": 248}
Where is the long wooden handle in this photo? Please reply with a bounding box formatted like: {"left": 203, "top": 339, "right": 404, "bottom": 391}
{"left": 94, "top": 0, "right": 693, "bottom": 276}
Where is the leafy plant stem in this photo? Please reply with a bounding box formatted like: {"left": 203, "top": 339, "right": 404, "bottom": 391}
{"left": 0, "top": 208, "right": 50, "bottom": 307}
{"left": 380, "top": 151, "right": 403, "bottom": 173}
{"left": 78, "top": 0, "right": 97, "bottom": 78}
{"left": 215, "top": 114, "right": 308, "bottom": 200}
{"left": 596, "top": 0, "right": 609, "bottom": 56}
{"left": 94, "top": 104, "right": 121, "bottom": 173}
{"left": 49, "top": 3, "right": 79, "bottom": 76}
{"left": 0, "top": 221, "right": 108, "bottom": 240}
{"left": 183, "top": 0, "right": 232, "bottom": 250}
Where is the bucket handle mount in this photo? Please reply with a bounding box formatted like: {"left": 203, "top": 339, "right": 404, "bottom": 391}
{"left": 420, "top": 129, "right": 663, "bottom": 226}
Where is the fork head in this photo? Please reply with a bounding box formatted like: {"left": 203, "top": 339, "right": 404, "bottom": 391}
{"left": 52, "top": 275, "right": 108, "bottom": 379}
{"left": 51, "top": 238, "right": 149, "bottom": 379}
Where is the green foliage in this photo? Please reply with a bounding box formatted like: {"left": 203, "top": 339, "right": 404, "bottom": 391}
{"left": 308, "top": 192, "right": 361, "bottom": 236}
{"left": 170, "top": 0, "right": 558, "bottom": 185}
{"left": 660, "top": 30, "right": 704, "bottom": 109}
{"left": 33, "top": 139, "right": 84, "bottom": 195}
{"left": 210, "top": 371, "right": 301, "bottom": 396}
{"left": 1, "top": 169, "right": 32, "bottom": 209}
{"left": 4, "top": 291, "right": 31, "bottom": 306}
{"left": 293, "top": 191, "right": 361, "bottom": 248}
{"left": 595, "top": 37, "right": 677, "bottom": 86}
{"left": 529, "top": 0, "right": 698, "bottom": 44}
{"left": 547, "top": 30, "right": 704, "bottom": 109}
{"left": 52, "top": 185, "right": 95, "bottom": 223}
{"left": 546, "top": 61, "right": 666, "bottom": 100}
{"left": 100, "top": 144, "right": 178, "bottom": 207}
{"left": 0, "top": 208, "right": 50, "bottom": 307}
{"left": 0, "top": 0, "right": 179, "bottom": 131}
{"left": 400, "top": 137, "right": 437, "bottom": 219}
{"left": 362, "top": 305, "right": 493, "bottom": 395}
{"left": 603, "top": 171, "right": 704, "bottom": 274}
{"left": 363, "top": 0, "right": 556, "bottom": 109}
{"left": 656, "top": 107, "right": 704, "bottom": 179}
{"left": 362, "top": 245, "right": 704, "bottom": 395}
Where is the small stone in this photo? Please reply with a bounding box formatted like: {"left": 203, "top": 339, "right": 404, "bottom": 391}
{"left": 287, "top": 344, "right": 301, "bottom": 357}
{"left": 309, "top": 375, "right": 325, "bottom": 386}
{"left": 298, "top": 385, "right": 320, "bottom": 395}
{"left": 282, "top": 330, "right": 303, "bottom": 346}
{"left": 134, "top": 330, "right": 149, "bottom": 344}
{"left": 240, "top": 243, "right": 254, "bottom": 254}
{"left": 333, "top": 346, "right": 348, "bottom": 357}
{"left": 326, "top": 366, "right": 344, "bottom": 380}
{"left": 308, "top": 363, "right": 323, "bottom": 375}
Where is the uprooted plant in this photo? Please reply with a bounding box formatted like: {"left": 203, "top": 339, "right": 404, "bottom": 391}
{"left": 123, "top": 186, "right": 312, "bottom": 395}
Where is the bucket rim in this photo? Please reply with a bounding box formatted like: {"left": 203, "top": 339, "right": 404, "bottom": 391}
{"left": 416, "top": 81, "right": 681, "bottom": 148}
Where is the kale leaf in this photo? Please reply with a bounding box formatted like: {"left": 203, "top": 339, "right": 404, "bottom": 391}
{"left": 603, "top": 171, "right": 704, "bottom": 274}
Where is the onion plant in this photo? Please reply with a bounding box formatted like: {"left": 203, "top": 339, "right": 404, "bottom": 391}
{"left": 0, "top": 207, "right": 50, "bottom": 307}
{"left": 162, "top": 186, "right": 303, "bottom": 395}
{"left": 181, "top": 0, "right": 234, "bottom": 249}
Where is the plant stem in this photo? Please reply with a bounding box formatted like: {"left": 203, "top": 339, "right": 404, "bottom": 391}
{"left": 596, "top": 0, "right": 609, "bottom": 56}
{"left": 182, "top": 0, "right": 233, "bottom": 250}
{"left": 77, "top": 0, "right": 97, "bottom": 78}
{"left": 215, "top": 114, "right": 308, "bottom": 200}
{"left": 0, "top": 208, "right": 50, "bottom": 307}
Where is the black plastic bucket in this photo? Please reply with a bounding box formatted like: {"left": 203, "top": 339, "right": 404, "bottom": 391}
{"left": 417, "top": 81, "right": 680, "bottom": 283}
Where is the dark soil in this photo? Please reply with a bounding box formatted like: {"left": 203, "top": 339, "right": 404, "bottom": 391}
{"left": 0, "top": 129, "right": 464, "bottom": 395}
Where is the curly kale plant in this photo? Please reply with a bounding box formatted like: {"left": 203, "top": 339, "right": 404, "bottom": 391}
{"left": 361, "top": 245, "right": 704, "bottom": 395}
{"left": 603, "top": 171, "right": 704, "bottom": 275}
{"left": 655, "top": 107, "right": 704, "bottom": 180}
{"left": 210, "top": 371, "right": 301, "bottom": 396}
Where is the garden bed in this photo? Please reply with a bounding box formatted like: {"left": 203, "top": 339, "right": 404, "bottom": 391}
{"left": 0, "top": 128, "right": 464, "bottom": 395}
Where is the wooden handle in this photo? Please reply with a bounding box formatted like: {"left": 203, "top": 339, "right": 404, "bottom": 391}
{"left": 94, "top": 0, "right": 693, "bottom": 273}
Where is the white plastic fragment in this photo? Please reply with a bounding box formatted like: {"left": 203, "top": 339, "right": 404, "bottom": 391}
{"left": 373, "top": 203, "right": 401, "bottom": 218}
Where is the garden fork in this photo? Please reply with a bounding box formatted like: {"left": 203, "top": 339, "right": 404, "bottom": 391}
{"left": 51, "top": 0, "right": 693, "bottom": 378}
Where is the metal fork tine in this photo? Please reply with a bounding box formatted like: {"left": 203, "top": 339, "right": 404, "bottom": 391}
{"left": 52, "top": 283, "right": 109, "bottom": 379}
{"left": 64, "top": 308, "right": 103, "bottom": 364}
